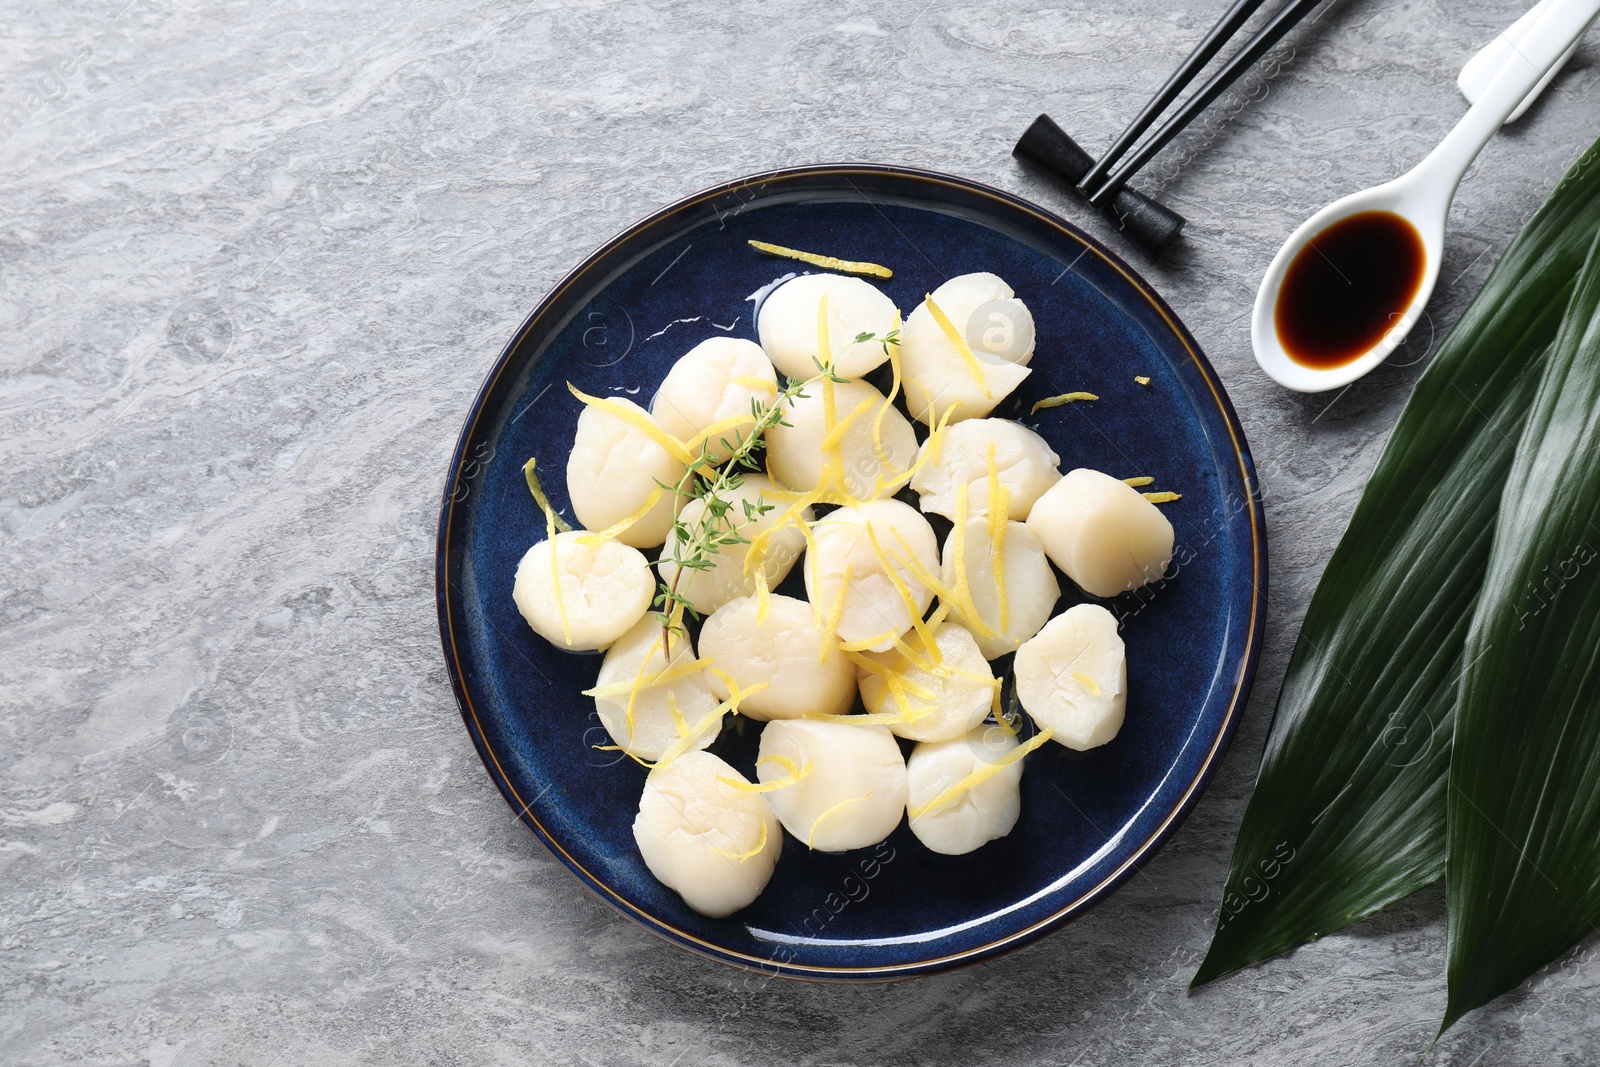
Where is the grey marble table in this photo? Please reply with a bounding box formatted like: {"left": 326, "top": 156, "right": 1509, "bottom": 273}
{"left": 4, "top": 1, "right": 1598, "bottom": 1063}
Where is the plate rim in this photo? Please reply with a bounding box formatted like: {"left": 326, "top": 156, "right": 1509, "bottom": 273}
{"left": 435, "top": 162, "right": 1267, "bottom": 982}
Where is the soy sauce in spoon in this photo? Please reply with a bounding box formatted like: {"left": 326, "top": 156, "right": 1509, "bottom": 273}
{"left": 1274, "top": 210, "right": 1427, "bottom": 370}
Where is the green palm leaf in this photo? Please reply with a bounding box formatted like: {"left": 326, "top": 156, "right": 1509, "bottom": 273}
{"left": 1194, "top": 137, "right": 1600, "bottom": 988}
{"left": 1444, "top": 223, "right": 1600, "bottom": 1031}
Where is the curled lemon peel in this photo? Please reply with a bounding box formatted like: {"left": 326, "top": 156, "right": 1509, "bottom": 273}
{"left": 806, "top": 791, "right": 874, "bottom": 850}
{"left": 753, "top": 563, "right": 772, "bottom": 625}
{"left": 756, "top": 753, "right": 806, "bottom": 778}
{"left": 733, "top": 374, "right": 778, "bottom": 395}
{"left": 567, "top": 383, "right": 693, "bottom": 464}
{"left": 877, "top": 600, "right": 953, "bottom": 674}
{"left": 817, "top": 394, "right": 879, "bottom": 453}
{"left": 864, "top": 521, "right": 937, "bottom": 655}
{"left": 865, "top": 401, "right": 955, "bottom": 501}
{"left": 838, "top": 629, "right": 905, "bottom": 653}
{"left": 751, "top": 484, "right": 819, "bottom": 504}
{"left": 525, "top": 457, "right": 574, "bottom": 646}
{"left": 813, "top": 707, "right": 931, "bottom": 727}
{"left": 821, "top": 381, "right": 852, "bottom": 502}
{"left": 582, "top": 655, "right": 713, "bottom": 700}
{"left": 909, "top": 727, "right": 1054, "bottom": 820}
{"left": 847, "top": 650, "right": 935, "bottom": 722}
{"left": 1122, "top": 476, "right": 1155, "bottom": 487}
{"left": 1030, "top": 391, "right": 1098, "bottom": 414}
{"left": 645, "top": 680, "right": 767, "bottom": 769}
{"left": 747, "top": 239, "right": 893, "bottom": 279}
{"left": 1143, "top": 491, "right": 1182, "bottom": 504}
{"left": 711, "top": 816, "right": 769, "bottom": 863}
{"left": 685, "top": 413, "right": 757, "bottom": 456}
{"left": 847, "top": 650, "right": 937, "bottom": 701}
{"left": 988, "top": 686, "right": 1018, "bottom": 738}
{"left": 742, "top": 492, "right": 819, "bottom": 579}
{"left": 740, "top": 492, "right": 818, "bottom": 624}
{"left": 871, "top": 309, "right": 905, "bottom": 466}
{"left": 1072, "top": 671, "right": 1102, "bottom": 696}
{"left": 818, "top": 561, "right": 853, "bottom": 662}
{"left": 720, "top": 759, "right": 811, "bottom": 795}
{"left": 666, "top": 688, "right": 688, "bottom": 738}
{"left": 880, "top": 670, "right": 935, "bottom": 723}
{"left": 889, "top": 687, "right": 934, "bottom": 723}
{"left": 985, "top": 442, "right": 1010, "bottom": 633}
{"left": 883, "top": 529, "right": 960, "bottom": 612}
{"left": 816, "top": 291, "right": 832, "bottom": 375}
{"left": 625, "top": 630, "right": 667, "bottom": 740}
{"left": 924, "top": 294, "right": 993, "bottom": 399}
{"left": 575, "top": 486, "right": 664, "bottom": 547}
{"left": 523, "top": 457, "right": 573, "bottom": 533}
{"left": 547, "top": 547, "right": 572, "bottom": 646}
{"left": 944, "top": 481, "right": 995, "bottom": 640}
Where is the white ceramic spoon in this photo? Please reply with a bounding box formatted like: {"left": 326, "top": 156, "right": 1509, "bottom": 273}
{"left": 1253, "top": 0, "right": 1600, "bottom": 394}
{"left": 1459, "top": 0, "right": 1586, "bottom": 123}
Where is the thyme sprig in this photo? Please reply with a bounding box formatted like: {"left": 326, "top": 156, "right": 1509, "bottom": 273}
{"left": 654, "top": 330, "right": 898, "bottom": 645}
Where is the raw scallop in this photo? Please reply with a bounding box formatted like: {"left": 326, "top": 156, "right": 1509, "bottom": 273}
{"left": 512, "top": 532, "right": 654, "bottom": 651}
{"left": 633, "top": 751, "right": 782, "bottom": 917}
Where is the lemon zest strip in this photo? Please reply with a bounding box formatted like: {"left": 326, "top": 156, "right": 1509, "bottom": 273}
{"left": 985, "top": 441, "right": 1010, "bottom": 633}
{"left": 567, "top": 383, "right": 693, "bottom": 463}
{"left": 1072, "top": 671, "right": 1102, "bottom": 696}
{"left": 1031, "top": 391, "right": 1098, "bottom": 414}
{"left": 582, "top": 655, "right": 715, "bottom": 700}
{"left": 924, "top": 294, "right": 993, "bottom": 399}
{"left": 666, "top": 689, "right": 689, "bottom": 737}
{"left": 719, "top": 762, "right": 811, "bottom": 794}
{"left": 711, "top": 816, "right": 769, "bottom": 862}
{"left": 817, "top": 394, "right": 879, "bottom": 453}
{"left": 733, "top": 374, "right": 778, "bottom": 395}
{"left": 1143, "top": 491, "right": 1183, "bottom": 503}
{"left": 645, "top": 681, "right": 767, "bottom": 769}
{"left": 871, "top": 309, "right": 905, "bottom": 466}
{"left": 1122, "top": 476, "right": 1155, "bottom": 487}
{"left": 909, "top": 727, "right": 1054, "bottom": 819}
{"left": 747, "top": 239, "right": 893, "bottom": 279}
{"left": 753, "top": 563, "right": 772, "bottom": 625}
{"left": 756, "top": 753, "right": 806, "bottom": 778}
{"left": 944, "top": 481, "right": 996, "bottom": 640}
{"left": 685, "top": 413, "right": 757, "bottom": 456}
{"left": 523, "top": 457, "right": 573, "bottom": 533}
{"left": 868, "top": 400, "right": 955, "bottom": 500}
{"left": 817, "top": 291, "right": 832, "bottom": 375}
{"left": 526, "top": 457, "right": 575, "bottom": 647}
{"left": 864, "top": 521, "right": 938, "bottom": 656}
{"left": 806, "top": 791, "right": 873, "bottom": 849}
{"left": 837, "top": 629, "right": 905, "bottom": 653}
{"left": 818, "top": 561, "right": 853, "bottom": 662}
{"left": 881, "top": 600, "right": 953, "bottom": 673}
{"left": 1134, "top": 375, "right": 1151, "bottom": 386}
{"left": 846, "top": 650, "right": 937, "bottom": 702}
{"left": 811, "top": 708, "right": 931, "bottom": 727}
{"left": 989, "top": 686, "right": 1017, "bottom": 738}
{"left": 625, "top": 630, "right": 668, "bottom": 739}
{"left": 883, "top": 529, "right": 961, "bottom": 612}
{"left": 575, "top": 486, "right": 663, "bottom": 547}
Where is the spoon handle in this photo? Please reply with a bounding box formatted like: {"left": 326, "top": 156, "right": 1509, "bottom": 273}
{"left": 1414, "top": 0, "right": 1600, "bottom": 198}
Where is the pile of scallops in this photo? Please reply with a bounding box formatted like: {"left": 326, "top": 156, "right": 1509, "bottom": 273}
{"left": 512, "top": 267, "right": 1176, "bottom": 919}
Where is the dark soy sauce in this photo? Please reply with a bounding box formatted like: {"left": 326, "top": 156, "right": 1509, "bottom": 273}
{"left": 1274, "top": 210, "right": 1426, "bottom": 369}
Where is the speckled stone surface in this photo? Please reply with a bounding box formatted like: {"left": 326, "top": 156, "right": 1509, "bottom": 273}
{"left": 4, "top": 1, "right": 1598, "bottom": 1063}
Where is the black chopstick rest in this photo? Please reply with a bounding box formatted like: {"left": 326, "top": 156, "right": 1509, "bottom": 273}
{"left": 1013, "top": 114, "right": 1185, "bottom": 262}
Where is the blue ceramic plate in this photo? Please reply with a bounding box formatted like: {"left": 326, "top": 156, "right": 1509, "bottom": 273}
{"left": 437, "top": 165, "right": 1265, "bottom": 981}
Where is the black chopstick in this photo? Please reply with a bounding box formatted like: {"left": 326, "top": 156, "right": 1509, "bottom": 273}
{"left": 1078, "top": 0, "right": 1270, "bottom": 196}
{"left": 1086, "top": 0, "right": 1332, "bottom": 206}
